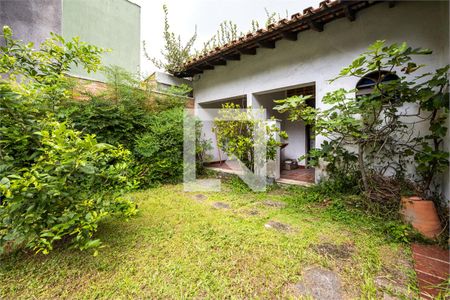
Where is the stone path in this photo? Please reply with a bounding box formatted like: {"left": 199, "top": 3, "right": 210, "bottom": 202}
{"left": 411, "top": 243, "right": 449, "bottom": 299}
{"left": 242, "top": 208, "right": 259, "bottom": 216}
{"left": 262, "top": 200, "right": 287, "bottom": 208}
{"left": 192, "top": 194, "right": 207, "bottom": 202}
{"left": 312, "top": 243, "right": 354, "bottom": 260}
{"left": 264, "top": 220, "right": 292, "bottom": 232}
{"left": 286, "top": 267, "right": 343, "bottom": 299}
{"left": 211, "top": 202, "right": 230, "bottom": 209}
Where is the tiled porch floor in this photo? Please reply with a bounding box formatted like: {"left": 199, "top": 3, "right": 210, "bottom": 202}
{"left": 206, "top": 162, "right": 315, "bottom": 185}
{"left": 411, "top": 243, "right": 449, "bottom": 299}
{"left": 280, "top": 168, "right": 315, "bottom": 183}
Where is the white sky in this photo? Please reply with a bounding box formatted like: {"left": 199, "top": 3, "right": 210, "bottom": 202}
{"left": 131, "top": 0, "right": 322, "bottom": 77}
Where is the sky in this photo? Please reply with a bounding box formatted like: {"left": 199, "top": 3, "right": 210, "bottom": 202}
{"left": 130, "top": 0, "right": 322, "bottom": 77}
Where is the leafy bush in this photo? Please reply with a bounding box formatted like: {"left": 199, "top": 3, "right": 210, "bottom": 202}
{"left": 62, "top": 97, "right": 150, "bottom": 148}
{"left": 60, "top": 67, "right": 151, "bottom": 148}
{"left": 0, "top": 26, "right": 104, "bottom": 174}
{"left": 62, "top": 67, "right": 205, "bottom": 187}
{"left": 0, "top": 122, "right": 137, "bottom": 254}
{"left": 0, "top": 27, "right": 137, "bottom": 254}
{"left": 150, "top": 84, "right": 192, "bottom": 111}
{"left": 275, "top": 41, "right": 449, "bottom": 202}
{"left": 134, "top": 108, "right": 185, "bottom": 185}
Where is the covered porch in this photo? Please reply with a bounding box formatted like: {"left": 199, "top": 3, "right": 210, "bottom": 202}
{"left": 199, "top": 83, "right": 316, "bottom": 186}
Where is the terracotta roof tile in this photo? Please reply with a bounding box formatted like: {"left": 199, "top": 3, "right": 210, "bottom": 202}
{"left": 176, "top": 0, "right": 385, "bottom": 77}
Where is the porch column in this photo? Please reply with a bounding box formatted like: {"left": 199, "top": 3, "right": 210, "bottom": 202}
{"left": 246, "top": 93, "right": 261, "bottom": 109}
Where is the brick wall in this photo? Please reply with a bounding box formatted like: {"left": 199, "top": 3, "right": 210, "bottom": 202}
{"left": 68, "top": 76, "right": 195, "bottom": 108}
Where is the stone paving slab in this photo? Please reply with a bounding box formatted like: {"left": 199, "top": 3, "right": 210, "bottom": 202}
{"left": 262, "top": 200, "right": 287, "bottom": 208}
{"left": 285, "top": 267, "right": 343, "bottom": 300}
{"left": 264, "top": 220, "right": 292, "bottom": 232}
{"left": 211, "top": 202, "right": 230, "bottom": 209}
{"left": 312, "top": 243, "right": 354, "bottom": 260}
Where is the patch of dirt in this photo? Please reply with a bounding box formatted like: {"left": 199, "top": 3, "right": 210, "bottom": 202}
{"left": 374, "top": 253, "right": 415, "bottom": 299}
{"left": 312, "top": 243, "right": 354, "bottom": 260}
{"left": 284, "top": 267, "right": 343, "bottom": 300}
{"left": 192, "top": 194, "right": 208, "bottom": 202}
{"left": 375, "top": 246, "right": 415, "bottom": 298}
{"left": 262, "top": 200, "right": 287, "bottom": 208}
{"left": 212, "top": 202, "right": 230, "bottom": 209}
{"left": 242, "top": 209, "right": 259, "bottom": 216}
{"left": 374, "top": 277, "right": 411, "bottom": 299}
{"left": 264, "top": 220, "right": 292, "bottom": 232}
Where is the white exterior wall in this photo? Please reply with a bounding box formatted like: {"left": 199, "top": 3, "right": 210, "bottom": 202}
{"left": 193, "top": 2, "right": 449, "bottom": 199}
{"left": 252, "top": 91, "right": 308, "bottom": 165}
{"left": 155, "top": 72, "right": 192, "bottom": 89}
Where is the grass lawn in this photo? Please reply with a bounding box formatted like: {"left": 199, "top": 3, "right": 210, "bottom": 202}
{"left": 0, "top": 179, "right": 417, "bottom": 299}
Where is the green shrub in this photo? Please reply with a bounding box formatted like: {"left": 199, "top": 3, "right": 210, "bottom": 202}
{"left": 134, "top": 108, "right": 185, "bottom": 185}
{"left": 0, "top": 122, "right": 137, "bottom": 254}
{"left": 62, "top": 97, "right": 150, "bottom": 148}
{"left": 0, "top": 27, "right": 137, "bottom": 254}
{"left": 61, "top": 66, "right": 208, "bottom": 187}
{"left": 60, "top": 66, "right": 151, "bottom": 148}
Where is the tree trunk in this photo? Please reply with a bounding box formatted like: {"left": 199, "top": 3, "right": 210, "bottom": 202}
{"left": 358, "top": 143, "right": 369, "bottom": 193}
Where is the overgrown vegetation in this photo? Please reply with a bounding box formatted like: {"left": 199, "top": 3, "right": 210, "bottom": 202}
{"left": 134, "top": 107, "right": 185, "bottom": 185}
{"left": 0, "top": 26, "right": 209, "bottom": 255}
{"left": 275, "top": 41, "right": 449, "bottom": 213}
{"left": 143, "top": 4, "right": 197, "bottom": 74}
{"left": 145, "top": 5, "right": 291, "bottom": 73}
{"left": 62, "top": 69, "right": 207, "bottom": 187}
{"left": 0, "top": 182, "right": 420, "bottom": 298}
{"left": 198, "top": 9, "right": 289, "bottom": 57}
{"left": 0, "top": 27, "right": 137, "bottom": 254}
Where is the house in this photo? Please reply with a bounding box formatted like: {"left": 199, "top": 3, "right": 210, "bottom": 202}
{"left": 0, "top": 0, "right": 141, "bottom": 82}
{"left": 143, "top": 72, "right": 193, "bottom": 96}
{"left": 175, "top": 1, "right": 449, "bottom": 199}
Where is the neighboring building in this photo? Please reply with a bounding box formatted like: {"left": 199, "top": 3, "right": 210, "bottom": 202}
{"left": 0, "top": 0, "right": 140, "bottom": 82}
{"left": 176, "top": 1, "right": 449, "bottom": 199}
{"left": 143, "top": 72, "right": 193, "bottom": 95}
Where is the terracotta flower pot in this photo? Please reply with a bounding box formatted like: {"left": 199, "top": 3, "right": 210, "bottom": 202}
{"left": 400, "top": 196, "right": 442, "bottom": 239}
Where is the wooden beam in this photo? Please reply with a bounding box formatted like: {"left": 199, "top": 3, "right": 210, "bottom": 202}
{"left": 211, "top": 59, "right": 226, "bottom": 66}
{"left": 281, "top": 31, "right": 298, "bottom": 41}
{"left": 239, "top": 48, "right": 257, "bottom": 55}
{"left": 308, "top": 20, "right": 324, "bottom": 32}
{"left": 343, "top": 5, "right": 355, "bottom": 21}
{"left": 224, "top": 53, "right": 240, "bottom": 61}
{"left": 257, "top": 40, "right": 276, "bottom": 49}
{"left": 202, "top": 64, "right": 214, "bottom": 70}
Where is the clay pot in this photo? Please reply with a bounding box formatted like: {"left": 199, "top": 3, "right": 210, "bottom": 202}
{"left": 400, "top": 196, "right": 442, "bottom": 239}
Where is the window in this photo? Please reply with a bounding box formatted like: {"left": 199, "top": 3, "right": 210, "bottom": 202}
{"left": 356, "top": 71, "right": 399, "bottom": 96}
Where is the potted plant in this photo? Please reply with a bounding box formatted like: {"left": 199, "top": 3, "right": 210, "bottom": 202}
{"left": 399, "top": 66, "right": 449, "bottom": 239}
{"left": 400, "top": 191, "right": 443, "bottom": 239}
